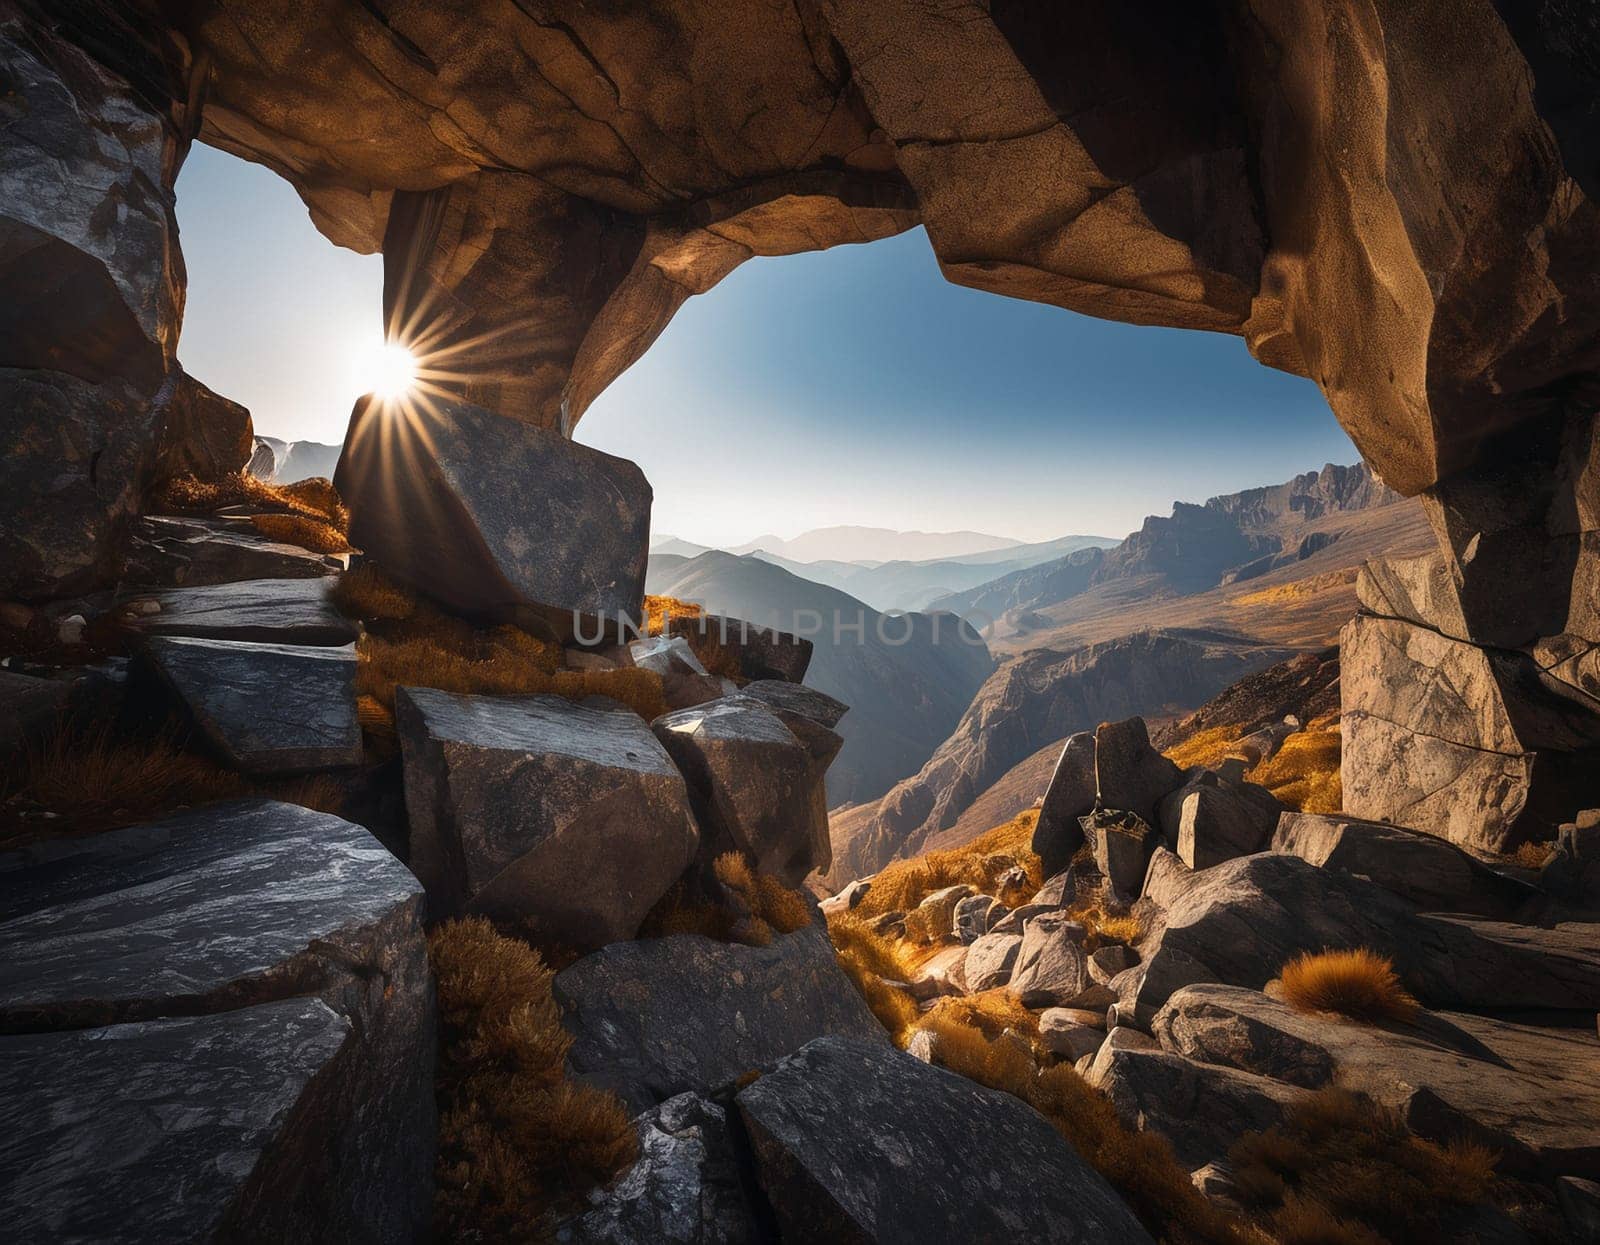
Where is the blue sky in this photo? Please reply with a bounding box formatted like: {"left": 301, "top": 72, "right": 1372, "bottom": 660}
{"left": 176, "top": 145, "right": 1357, "bottom": 546}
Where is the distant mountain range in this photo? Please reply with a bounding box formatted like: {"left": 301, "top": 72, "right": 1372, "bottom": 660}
{"left": 652, "top": 529, "right": 1119, "bottom": 613}
{"left": 646, "top": 551, "right": 994, "bottom": 809}
{"left": 730, "top": 526, "right": 1025, "bottom": 565}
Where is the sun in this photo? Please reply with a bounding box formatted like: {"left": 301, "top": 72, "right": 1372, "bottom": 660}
{"left": 355, "top": 340, "right": 419, "bottom": 401}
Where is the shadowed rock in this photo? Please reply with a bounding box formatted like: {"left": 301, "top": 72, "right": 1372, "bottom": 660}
{"left": 654, "top": 696, "right": 830, "bottom": 886}
{"left": 736, "top": 1035, "right": 1153, "bottom": 1243}
{"left": 1155, "top": 983, "right": 1600, "bottom": 1179}
{"left": 666, "top": 614, "right": 813, "bottom": 683}
{"left": 737, "top": 680, "right": 848, "bottom": 729}
{"left": 554, "top": 926, "right": 883, "bottom": 1117}
{"left": 396, "top": 688, "right": 698, "bottom": 949}
{"left": 153, "top": 371, "right": 253, "bottom": 485}
{"left": 553, "top": 1093, "right": 759, "bottom": 1244}
{"left": 1032, "top": 731, "right": 1096, "bottom": 876}
{"left": 0, "top": 671, "right": 73, "bottom": 761}
{"left": 129, "top": 577, "right": 356, "bottom": 646}
{"left": 1159, "top": 772, "right": 1281, "bottom": 870}
{"left": 335, "top": 394, "right": 651, "bottom": 638}
{"left": 125, "top": 515, "right": 344, "bottom": 587}
{"left": 0, "top": 800, "right": 435, "bottom": 1240}
{"left": 143, "top": 637, "right": 360, "bottom": 774}
{"left": 1095, "top": 717, "right": 1185, "bottom": 825}
{"left": 1082, "top": 807, "right": 1158, "bottom": 902}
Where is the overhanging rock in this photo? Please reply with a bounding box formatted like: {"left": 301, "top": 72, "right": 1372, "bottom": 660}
{"left": 335, "top": 393, "right": 651, "bottom": 638}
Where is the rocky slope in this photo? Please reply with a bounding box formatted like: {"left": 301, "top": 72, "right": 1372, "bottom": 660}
{"left": 648, "top": 551, "right": 993, "bottom": 806}
{"left": 829, "top": 630, "right": 1295, "bottom": 884}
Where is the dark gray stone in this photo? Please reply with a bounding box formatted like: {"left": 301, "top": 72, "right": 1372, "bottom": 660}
{"left": 736, "top": 1035, "right": 1153, "bottom": 1244}
{"left": 554, "top": 1093, "right": 758, "bottom": 1244}
{"left": 396, "top": 688, "right": 698, "bottom": 950}
{"left": 143, "top": 636, "right": 361, "bottom": 774}
{"left": 555, "top": 925, "right": 884, "bottom": 1116}
{"left": 628, "top": 634, "right": 707, "bottom": 676}
{"left": 1082, "top": 807, "right": 1157, "bottom": 902}
{"left": 738, "top": 679, "right": 848, "bottom": 729}
{"left": 0, "top": 800, "right": 435, "bottom": 1241}
{"left": 1032, "top": 731, "right": 1096, "bottom": 875}
{"left": 336, "top": 393, "right": 651, "bottom": 638}
{"left": 1540, "top": 810, "right": 1600, "bottom": 909}
{"left": 1089, "top": 943, "right": 1140, "bottom": 984}
{"left": 129, "top": 577, "right": 356, "bottom": 646}
{"left": 654, "top": 696, "right": 828, "bottom": 886}
{"left": 1272, "top": 811, "right": 1538, "bottom": 918}
{"left": 962, "top": 931, "right": 1022, "bottom": 990}
{"left": 667, "top": 614, "right": 812, "bottom": 683}
{"left": 1094, "top": 717, "right": 1184, "bottom": 825}
{"left": 0, "top": 999, "right": 371, "bottom": 1243}
{"left": 1008, "top": 910, "right": 1089, "bottom": 1006}
{"left": 1557, "top": 1177, "right": 1600, "bottom": 1243}
{"left": 0, "top": 670, "right": 73, "bottom": 760}
{"left": 152, "top": 371, "right": 253, "bottom": 486}
{"left": 124, "top": 515, "right": 343, "bottom": 587}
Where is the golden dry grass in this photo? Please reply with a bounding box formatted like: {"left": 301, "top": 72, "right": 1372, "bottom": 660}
{"left": 1231, "top": 567, "right": 1360, "bottom": 609}
{"left": 430, "top": 917, "right": 637, "bottom": 1241}
{"left": 641, "top": 853, "right": 813, "bottom": 948}
{"left": 1279, "top": 949, "right": 1419, "bottom": 1025}
{"left": 1229, "top": 1087, "right": 1497, "bottom": 1243}
{"left": 155, "top": 470, "right": 348, "bottom": 531}
{"left": 0, "top": 724, "right": 348, "bottom": 847}
{"left": 1163, "top": 724, "right": 1248, "bottom": 772}
{"left": 248, "top": 512, "right": 351, "bottom": 554}
{"left": 331, "top": 563, "right": 418, "bottom": 622}
{"left": 1251, "top": 722, "right": 1342, "bottom": 814}
{"left": 856, "top": 810, "right": 1042, "bottom": 918}
{"left": 824, "top": 909, "right": 921, "bottom": 1042}
{"left": 1509, "top": 840, "right": 1556, "bottom": 870}
{"left": 641, "top": 594, "right": 702, "bottom": 635}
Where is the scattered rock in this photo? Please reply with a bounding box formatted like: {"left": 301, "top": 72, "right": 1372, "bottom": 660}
{"left": 661, "top": 671, "right": 740, "bottom": 712}
{"left": 627, "top": 634, "right": 707, "bottom": 676}
{"left": 336, "top": 394, "right": 651, "bottom": 638}
{"left": 819, "top": 878, "right": 871, "bottom": 916}
{"left": 735, "top": 1036, "right": 1153, "bottom": 1243}
{"left": 908, "top": 944, "right": 969, "bottom": 1000}
{"left": 1541, "top": 811, "right": 1600, "bottom": 909}
{"left": 667, "top": 614, "right": 812, "bottom": 683}
{"left": 654, "top": 696, "right": 830, "bottom": 886}
{"left": 142, "top": 637, "right": 360, "bottom": 774}
{"left": 555, "top": 926, "right": 884, "bottom": 1116}
{"left": 128, "top": 577, "right": 356, "bottom": 646}
{"left": 1159, "top": 773, "right": 1280, "bottom": 870}
{"left": 1089, "top": 944, "right": 1140, "bottom": 984}
{"left": 1154, "top": 983, "right": 1600, "bottom": 1178}
{"left": 56, "top": 614, "right": 86, "bottom": 646}
{"left": 1272, "top": 811, "right": 1538, "bottom": 918}
{"left": 1008, "top": 911, "right": 1089, "bottom": 1006}
{"left": 1032, "top": 731, "right": 1096, "bottom": 875}
{"left": 952, "top": 893, "right": 1005, "bottom": 943}
{"left": 1082, "top": 807, "right": 1157, "bottom": 901}
{"left": 553, "top": 1093, "right": 758, "bottom": 1244}
{"left": 1142, "top": 847, "right": 1198, "bottom": 909}
{"left": 396, "top": 688, "right": 698, "bottom": 949}
{"left": 1039, "top": 1010, "right": 1105, "bottom": 1061}
{"left": 737, "top": 680, "right": 847, "bottom": 729}
{"left": 992, "top": 901, "right": 1053, "bottom": 936}
{"left": 0, "top": 800, "right": 435, "bottom": 1240}
{"left": 1084, "top": 1040, "right": 1307, "bottom": 1170}
{"left": 1030, "top": 869, "right": 1075, "bottom": 906}
{"left": 1094, "top": 717, "right": 1184, "bottom": 825}
{"left": 963, "top": 932, "right": 1022, "bottom": 991}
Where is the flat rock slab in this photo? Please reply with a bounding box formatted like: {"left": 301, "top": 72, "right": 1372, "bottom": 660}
{"left": 1155, "top": 983, "right": 1600, "bottom": 1179}
{"left": 0, "top": 998, "right": 356, "bottom": 1242}
{"left": 143, "top": 636, "right": 360, "bottom": 773}
{"left": 129, "top": 577, "right": 355, "bottom": 646}
{"left": 125, "top": 515, "right": 344, "bottom": 587}
{"left": 666, "top": 614, "right": 813, "bottom": 683}
{"left": 737, "top": 679, "right": 848, "bottom": 729}
{"left": 555, "top": 925, "right": 885, "bottom": 1116}
{"left": 736, "top": 1035, "right": 1153, "bottom": 1244}
{"left": 397, "top": 688, "right": 698, "bottom": 949}
{"left": 0, "top": 800, "right": 434, "bottom": 1241}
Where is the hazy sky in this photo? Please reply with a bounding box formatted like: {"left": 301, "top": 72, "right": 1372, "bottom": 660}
{"left": 176, "top": 145, "right": 1357, "bottom": 546}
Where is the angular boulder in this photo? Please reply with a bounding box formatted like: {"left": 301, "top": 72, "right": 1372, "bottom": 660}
{"left": 1271, "top": 811, "right": 1537, "bottom": 918}
{"left": 554, "top": 925, "right": 884, "bottom": 1116}
{"left": 152, "top": 371, "right": 253, "bottom": 485}
{"left": 553, "top": 1093, "right": 758, "bottom": 1244}
{"left": 1094, "top": 717, "right": 1184, "bottom": 825}
{"left": 335, "top": 394, "right": 651, "bottom": 638}
{"left": 1039, "top": 1009, "right": 1105, "bottom": 1061}
{"left": 1032, "top": 731, "right": 1096, "bottom": 875}
{"left": 667, "top": 614, "right": 812, "bottom": 683}
{"left": 1008, "top": 911, "right": 1089, "bottom": 1006}
{"left": 735, "top": 1035, "right": 1153, "bottom": 1243}
{"left": 952, "top": 893, "right": 1005, "bottom": 943}
{"left": 737, "top": 680, "right": 848, "bottom": 729}
{"left": 129, "top": 577, "right": 356, "bottom": 646}
{"left": 1159, "top": 773, "right": 1280, "bottom": 870}
{"left": 1154, "top": 983, "right": 1600, "bottom": 1178}
{"left": 124, "top": 515, "right": 345, "bottom": 588}
{"left": 962, "top": 931, "right": 1021, "bottom": 991}
{"left": 142, "top": 637, "right": 361, "bottom": 774}
{"left": 627, "top": 634, "right": 707, "bottom": 677}
{"left": 654, "top": 696, "right": 829, "bottom": 886}
{"left": 397, "top": 689, "right": 697, "bottom": 947}
{"left": 1542, "top": 811, "right": 1600, "bottom": 909}
{"left": 0, "top": 800, "right": 434, "bottom": 1241}
{"left": 1082, "top": 807, "right": 1157, "bottom": 901}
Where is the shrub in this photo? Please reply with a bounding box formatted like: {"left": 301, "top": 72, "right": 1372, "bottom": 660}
{"left": 1228, "top": 1087, "right": 1498, "bottom": 1243}
{"left": 856, "top": 810, "right": 1042, "bottom": 917}
{"left": 248, "top": 512, "right": 351, "bottom": 554}
{"left": 641, "top": 854, "right": 813, "bottom": 947}
{"left": 1279, "top": 948, "right": 1419, "bottom": 1025}
{"left": 430, "top": 917, "right": 636, "bottom": 1240}
{"left": 155, "top": 470, "right": 348, "bottom": 531}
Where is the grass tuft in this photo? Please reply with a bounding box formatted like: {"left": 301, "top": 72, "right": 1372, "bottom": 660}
{"left": 1279, "top": 949, "right": 1419, "bottom": 1025}
{"left": 430, "top": 917, "right": 636, "bottom": 1240}
{"left": 824, "top": 910, "right": 921, "bottom": 1042}
{"left": 641, "top": 853, "right": 813, "bottom": 947}
{"left": 856, "top": 810, "right": 1042, "bottom": 918}
{"left": 331, "top": 563, "right": 418, "bottom": 622}
{"left": 1250, "top": 721, "right": 1341, "bottom": 813}
{"left": 248, "top": 512, "right": 351, "bottom": 554}
{"left": 641, "top": 594, "right": 702, "bottom": 636}
{"left": 155, "top": 471, "right": 348, "bottom": 531}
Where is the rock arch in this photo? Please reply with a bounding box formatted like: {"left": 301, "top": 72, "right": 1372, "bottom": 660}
{"left": 3, "top": 0, "right": 1597, "bottom": 842}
